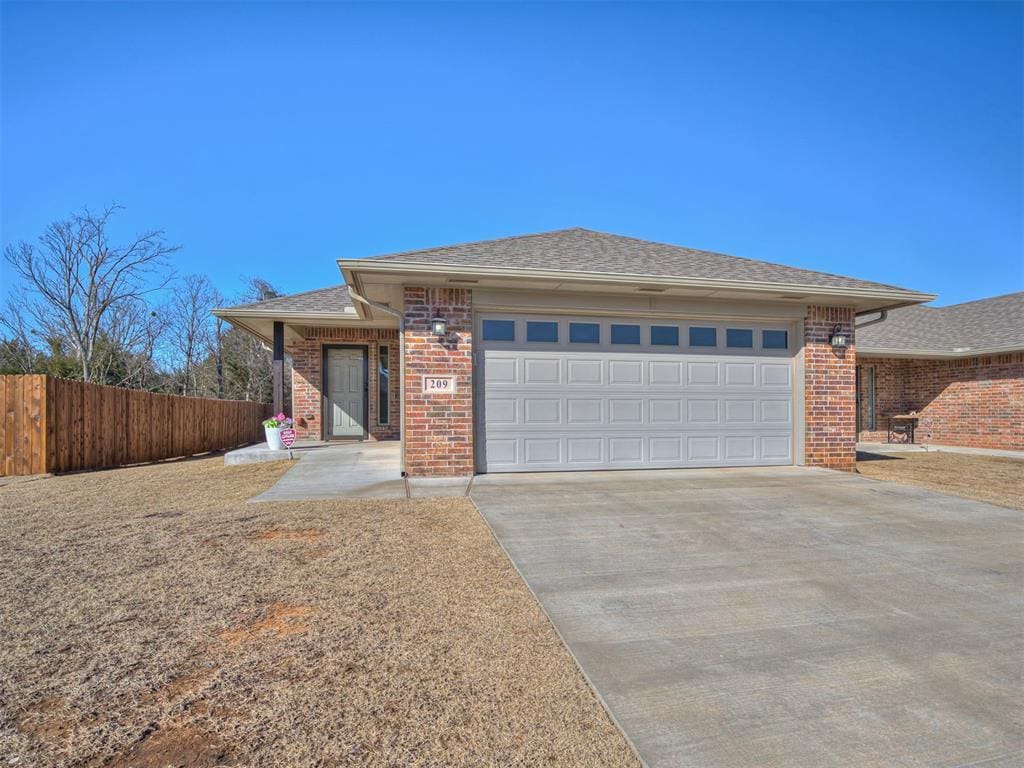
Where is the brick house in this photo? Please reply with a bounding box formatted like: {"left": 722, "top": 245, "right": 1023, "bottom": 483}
{"left": 214, "top": 228, "right": 956, "bottom": 478}
{"left": 856, "top": 292, "right": 1023, "bottom": 451}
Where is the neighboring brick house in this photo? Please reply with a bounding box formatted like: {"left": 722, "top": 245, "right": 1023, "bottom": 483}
{"left": 856, "top": 292, "right": 1024, "bottom": 450}
{"left": 214, "top": 228, "right": 939, "bottom": 477}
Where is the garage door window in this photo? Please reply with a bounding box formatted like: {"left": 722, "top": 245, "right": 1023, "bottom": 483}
{"left": 650, "top": 325, "right": 679, "bottom": 346}
{"left": 689, "top": 327, "right": 717, "bottom": 347}
{"left": 482, "top": 319, "right": 515, "bottom": 341}
{"left": 526, "top": 321, "right": 558, "bottom": 342}
{"left": 763, "top": 330, "right": 788, "bottom": 349}
{"left": 726, "top": 329, "right": 754, "bottom": 348}
{"left": 611, "top": 324, "right": 641, "bottom": 344}
{"left": 569, "top": 322, "right": 600, "bottom": 343}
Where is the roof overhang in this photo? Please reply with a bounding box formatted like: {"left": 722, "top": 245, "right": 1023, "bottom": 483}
{"left": 858, "top": 345, "right": 1024, "bottom": 360}
{"left": 211, "top": 305, "right": 395, "bottom": 346}
{"left": 340, "top": 259, "right": 937, "bottom": 315}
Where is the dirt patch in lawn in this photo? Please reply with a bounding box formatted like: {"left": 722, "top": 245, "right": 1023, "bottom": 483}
{"left": 106, "top": 723, "right": 231, "bottom": 768}
{"left": 857, "top": 450, "right": 1024, "bottom": 510}
{"left": 0, "top": 456, "right": 637, "bottom": 767}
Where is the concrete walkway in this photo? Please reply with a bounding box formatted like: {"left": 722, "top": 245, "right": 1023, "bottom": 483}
{"left": 857, "top": 441, "right": 1024, "bottom": 460}
{"left": 471, "top": 467, "right": 1024, "bottom": 768}
{"left": 246, "top": 441, "right": 472, "bottom": 501}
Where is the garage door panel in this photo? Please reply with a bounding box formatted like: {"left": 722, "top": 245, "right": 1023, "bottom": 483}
{"left": 609, "top": 360, "right": 643, "bottom": 385}
{"left": 524, "top": 438, "right": 561, "bottom": 464}
{"left": 478, "top": 314, "right": 795, "bottom": 472}
{"left": 524, "top": 358, "right": 561, "bottom": 384}
{"left": 649, "top": 399, "right": 683, "bottom": 424}
{"left": 687, "top": 362, "right": 719, "bottom": 386}
{"left": 609, "top": 399, "right": 643, "bottom": 424}
{"left": 761, "top": 363, "right": 792, "bottom": 387}
{"left": 725, "top": 363, "right": 756, "bottom": 386}
{"left": 649, "top": 361, "right": 682, "bottom": 385}
{"left": 567, "top": 359, "right": 603, "bottom": 384}
{"left": 486, "top": 357, "right": 518, "bottom": 384}
{"left": 567, "top": 398, "right": 602, "bottom": 424}
{"left": 725, "top": 399, "right": 756, "bottom": 424}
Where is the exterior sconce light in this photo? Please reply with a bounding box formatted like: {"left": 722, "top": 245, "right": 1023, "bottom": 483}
{"left": 829, "top": 324, "right": 848, "bottom": 349}
{"left": 431, "top": 317, "right": 447, "bottom": 337}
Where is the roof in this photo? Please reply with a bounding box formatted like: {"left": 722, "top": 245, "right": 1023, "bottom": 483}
{"left": 858, "top": 292, "right": 1024, "bottom": 357}
{"left": 360, "top": 227, "right": 914, "bottom": 293}
{"left": 221, "top": 284, "right": 354, "bottom": 315}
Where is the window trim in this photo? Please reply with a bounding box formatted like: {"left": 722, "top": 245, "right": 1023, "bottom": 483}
{"left": 377, "top": 343, "right": 390, "bottom": 425}
{"left": 481, "top": 318, "right": 515, "bottom": 341}
{"left": 762, "top": 329, "right": 789, "bottom": 350}
{"left": 688, "top": 326, "right": 718, "bottom": 348}
{"left": 650, "top": 325, "right": 680, "bottom": 346}
{"left": 526, "top": 320, "right": 559, "bottom": 343}
{"left": 569, "top": 322, "right": 601, "bottom": 344}
{"left": 610, "top": 323, "right": 642, "bottom": 345}
{"left": 726, "top": 328, "right": 754, "bottom": 349}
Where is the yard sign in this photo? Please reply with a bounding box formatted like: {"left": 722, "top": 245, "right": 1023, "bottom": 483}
{"left": 280, "top": 428, "right": 296, "bottom": 448}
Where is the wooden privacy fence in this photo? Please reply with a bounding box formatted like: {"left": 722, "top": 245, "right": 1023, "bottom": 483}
{"left": 1, "top": 375, "right": 273, "bottom": 476}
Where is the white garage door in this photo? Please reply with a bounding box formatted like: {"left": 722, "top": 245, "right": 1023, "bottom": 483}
{"left": 476, "top": 314, "right": 796, "bottom": 472}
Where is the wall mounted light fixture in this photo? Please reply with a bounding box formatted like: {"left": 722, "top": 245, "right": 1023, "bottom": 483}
{"left": 829, "top": 324, "right": 848, "bottom": 349}
{"left": 431, "top": 317, "right": 447, "bottom": 337}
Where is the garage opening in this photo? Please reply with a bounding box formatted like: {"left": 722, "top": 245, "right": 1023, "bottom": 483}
{"left": 475, "top": 314, "right": 797, "bottom": 472}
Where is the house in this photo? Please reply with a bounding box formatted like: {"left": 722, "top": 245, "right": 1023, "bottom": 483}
{"left": 214, "top": 227, "right": 954, "bottom": 477}
{"left": 855, "top": 292, "right": 1023, "bottom": 450}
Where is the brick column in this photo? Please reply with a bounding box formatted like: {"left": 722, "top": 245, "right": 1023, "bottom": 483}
{"left": 403, "top": 287, "right": 474, "bottom": 477}
{"left": 804, "top": 305, "right": 857, "bottom": 470}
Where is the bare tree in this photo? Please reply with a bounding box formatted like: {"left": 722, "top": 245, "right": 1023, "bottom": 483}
{"left": 167, "top": 274, "right": 221, "bottom": 396}
{"left": 3, "top": 205, "right": 178, "bottom": 382}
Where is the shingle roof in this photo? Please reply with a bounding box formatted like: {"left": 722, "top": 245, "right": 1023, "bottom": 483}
{"left": 363, "top": 227, "right": 914, "bottom": 293}
{"left": 224, "top": 284, "right": 354, "bottom": 314}
{"left": 857, "top": 292, "right": 1024, "bottom": 354}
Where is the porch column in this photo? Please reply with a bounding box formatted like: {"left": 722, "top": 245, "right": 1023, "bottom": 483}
{"left": 272, "top": 320, "right": 284, "bottom": 415}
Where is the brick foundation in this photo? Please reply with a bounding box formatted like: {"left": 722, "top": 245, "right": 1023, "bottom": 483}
{"left": 858, "top": 353, "right": 1024, "bottom": 450}
{"left": 403, "top": 287, "right": 474, "bottom": 477}
{"left": 804, "top": 306, "right": 857, "bottom": 470}
{"left": 289, "top": 327, "right": 400, "bottom": 441}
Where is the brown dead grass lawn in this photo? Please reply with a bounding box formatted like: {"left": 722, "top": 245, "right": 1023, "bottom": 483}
{"left": 0, "top": 456, "right": 638, "bottom": 768}
{"left": 857, "top": 450, "right": 1024, "bottom": 510}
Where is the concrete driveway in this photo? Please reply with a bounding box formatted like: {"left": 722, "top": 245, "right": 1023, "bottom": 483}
{"left": 471, "top": 467, "right": 1023, "bottom": 768}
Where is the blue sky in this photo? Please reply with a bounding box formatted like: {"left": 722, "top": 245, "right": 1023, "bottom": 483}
{"left": 2, "top": 1, "right": 1021, "bottom": 306}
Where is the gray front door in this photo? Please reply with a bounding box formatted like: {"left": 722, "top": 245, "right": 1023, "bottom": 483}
{"left": 326, "top": 347, "right": 365, "bottom": 439}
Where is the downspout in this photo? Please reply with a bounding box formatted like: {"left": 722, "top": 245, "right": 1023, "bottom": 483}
{"left": 347, "top": 286, "right": 407, "bottom": 477}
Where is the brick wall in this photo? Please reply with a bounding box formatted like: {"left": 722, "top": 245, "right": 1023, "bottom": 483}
{"left": 289, "top": 326, "right": 400, "bottom": 441}
{"left": 403, "top": 287, "right": 474, "bottom": 477}
{"left": 857, "top": 353, "right": 1024, "bottom": 450}
{"left": 804, "top": 306, "right": 857, "bottom": 470}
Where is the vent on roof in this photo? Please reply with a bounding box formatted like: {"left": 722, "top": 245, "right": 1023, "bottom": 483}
{"left": 636, "top": 287, "right": 667, "bottom": 293}
{"left": 447, "top": 278, "right": 479, "bottom": 284}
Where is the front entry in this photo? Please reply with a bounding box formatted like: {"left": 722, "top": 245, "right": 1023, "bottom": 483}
{"left": 325, "top": 346, "right": 367, "bottom": 439}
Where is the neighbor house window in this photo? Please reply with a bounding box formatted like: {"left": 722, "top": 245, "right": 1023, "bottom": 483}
{"left": 482, "top": 319, "right": 515, "bottom": 341}
{"left": 527, "top": 321, "right": 558, "bottom": 342}
{"left": 726, "top": 329, "right": 754, "bottom": 348}
{"left": 762, "top": 330, "right": 788, "bottom": 349}
{"left": 569, "top": 322, "right": 600, "bottom": 343}
{"left": 689, "top": 327, "right": 717, "bottom": 347}
{"left": 378, "top": 344, "right": 390, "bottom": 425}
{"left": 650, "top": 326, "right": 679, "bottom": 346}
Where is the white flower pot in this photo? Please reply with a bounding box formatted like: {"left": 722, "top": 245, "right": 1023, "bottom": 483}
{"left": 265, "top": 426, "right": 284, "bottom": 450}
